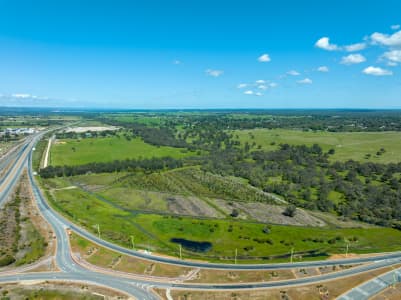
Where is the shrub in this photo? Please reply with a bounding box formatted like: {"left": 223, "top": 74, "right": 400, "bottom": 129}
{"left": 283, "top": 205, "right": 297, "bottom": 217}
{"left": 0, "top": 255, "right": 15, "bottom": 267}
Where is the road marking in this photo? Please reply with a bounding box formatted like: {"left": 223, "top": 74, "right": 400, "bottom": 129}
{"left": 355, "top": 287, "right": 370, "bottom": 296}
{"left": 373, "top": 278, "right": 387, "bottom": 287}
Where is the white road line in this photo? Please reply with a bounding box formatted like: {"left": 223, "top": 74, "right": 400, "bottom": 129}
{"left": 355, "top": 287, "right": 370, "bottom": 296}
{"left": 373, "top": 278, "right": 387, "bottom": 287}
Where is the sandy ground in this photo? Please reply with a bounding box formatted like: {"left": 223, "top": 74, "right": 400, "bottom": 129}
{"left": 166, "top": 195, "right": 223, "bottom": 218}
{"left": 65, "top": 126, "right": 119, "bottom": 133}
{"left": 214, "top": 199, "right": 326, "bottom": 227}
{"left": 156, "top": 263, "right": 401, "bottom": 300}
{"left": 0, "top": 282, "right": 129, "bottom": 299}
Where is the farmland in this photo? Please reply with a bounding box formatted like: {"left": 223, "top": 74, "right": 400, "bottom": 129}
{"left": 50, "top": 135, "right": 195, "bottom": 166}
{"left": 34, "top": 110, "right": 401, "bottom": 263}
{"left": 233, "top": 128, "right": 401, "bottom": 163}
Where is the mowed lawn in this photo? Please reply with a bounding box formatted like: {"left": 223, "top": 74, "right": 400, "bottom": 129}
{"left": 233, "top": 129, "right": 401, "bottom": 163}
{"left": 50, "top": 136, "right": 194, "bottom": 166}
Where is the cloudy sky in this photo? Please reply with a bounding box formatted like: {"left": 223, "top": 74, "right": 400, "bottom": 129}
{"left": 0, "top": 0, "right": 400, "bottom": 108}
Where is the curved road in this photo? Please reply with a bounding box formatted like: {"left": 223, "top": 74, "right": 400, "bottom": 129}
{"left": 1, "top": 132, "right": 401, "bottom": 299}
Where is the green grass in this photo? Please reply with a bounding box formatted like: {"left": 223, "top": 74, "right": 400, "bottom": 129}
{"left": 233, "top": 128, "right": 401, "bottom": 163}
{"left": 50, "top": 135, "right": 195, "bottom": 166}
{"left": 110, "top": 167, "right": 275, "bottom": 204}
{"left": 106, "top": 114, "right": 163, "bottom": 126}
{"left": 15, "top": 220, "right": 46, "bottom": 266}
{"left": 3, "top": 287, "right": 105, "bottom": 300}
{"left": 44, "top": 177, "right": 401, "bottom": 263}
{"left": 32, "top": 138, "right": 48, "bottom": 171}
{"left": 100, "top": 188, "right": 168, "bottom": 211}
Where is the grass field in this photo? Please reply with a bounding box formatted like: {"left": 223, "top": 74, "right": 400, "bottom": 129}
{"left": 44, "top": 177, "right": 401, "bottom": 263}
{"left": 233, "top": 128, "right": 401, "bottom": 163}
{"left": 105, "top": 114, "right": 163, "bottom": 126}
{"left": 50, "top": 135, "right": 195, "bottom": 166}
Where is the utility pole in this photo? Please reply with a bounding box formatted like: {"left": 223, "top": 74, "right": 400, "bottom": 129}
{"left": 290, "top": 247, "right": 294, "bottom": 263}
{"left": 96, "top": 224, "right": 100, "bottom": 238}
{"left": 235, "top": 248, "right": 238, "bottom": 264}
{"left": 179, "top": 244, "right": 182, "bottom": 260}
{"left": 130, "top": 235, "right": 135, "bottom": 250}
{"left": 393, "top": 272, "right": 396, "bottom": 288}
{"left": 345, "top": 242, "right": 349, "bottom": 258}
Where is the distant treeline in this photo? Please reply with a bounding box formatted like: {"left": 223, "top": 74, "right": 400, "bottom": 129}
{"left": 39, "top": 156, "right": 183, "bottom": 178}
{"left": 98, "top": 111, "right": 401, "bottom": 132}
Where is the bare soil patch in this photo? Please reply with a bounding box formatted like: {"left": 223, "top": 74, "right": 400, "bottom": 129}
{"left": 166, "top": 195, "right": 222, "bottom": 218}
{"left": 214, "top": 200, "right": 325, "bottom": 227}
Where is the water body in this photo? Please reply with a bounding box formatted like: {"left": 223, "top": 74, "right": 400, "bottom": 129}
{"left": 170, "top": 238, "right": 212, "bottom": 253}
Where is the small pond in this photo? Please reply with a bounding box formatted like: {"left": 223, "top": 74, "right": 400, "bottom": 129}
{"left": 170, "top": 238, "right": 212, "bottom": 253}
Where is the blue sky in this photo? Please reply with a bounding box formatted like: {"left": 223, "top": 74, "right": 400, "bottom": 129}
{"left": 0, "top": 0, "right": 400, "bottom": 109}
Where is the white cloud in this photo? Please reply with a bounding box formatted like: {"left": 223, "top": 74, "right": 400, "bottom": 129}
{"left": 341, "top": 53, "right": 366, "bottom": 65}
{"left": 258, "top": 53, "right": 271, "bottom": 62}
{"left": 315, "top": 37, "right": 340, "bottom": 51}
{"left": 255, "top": 79, "right": 265, "bottom": 84}
{"left": 244, "top": 90, "right": 254, "bottom": 95}
{"left": 0, "top": 93, "right": 70, "bottom": 107}
{"left": 297, "top": 78, "right": 313, "bottom": 84}
{"left": 237, "top": 83, "right": 248, "bottom": 88}
{"left": 255, "top": 92, "right": 263, "bottom": 96}
{"left": 362, "top": 66, "right": 393, "bottom": 76}
{"left": 344, "top": 42, "right": 366, "bottom": 52}
{"left": 173, "top": 60, "right": 181, "bottom": 65}
{"left": 383, "top": 50, "right": 401, "bottom": 63}
{"left": 317, "top": 66, "right": 329, "bottom": 72}
{"left": 269, "top": 82, "right": 278, "bottom": 88}
{"left": 12, "top": 93, "right": 36, "bottom": 99}
{"left": 371, "top": 30, "right": 401, "bottom": 47}
{"left": 287, "top": 70, "right": 300, "bottom": 76}
{"left": 257, "top": 85, "right": 268, "bottom": 90}
{"left": 387, "top": 61, "right": 398, "bottom": 67}
{"left": 205, "top": 69, "right": 224, "bottom": 77}
{"left": 391, "top": 24, "right": 400, "bottom": 30}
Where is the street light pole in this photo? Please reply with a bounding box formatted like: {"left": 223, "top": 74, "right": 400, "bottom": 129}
{"left": 290, "top": 247, "right": 294, "bottom": 263}
{"left": 96, "top": 224, "right": 100, "bottom": 238}
{"left": 130, "top": 235, "right": 135, "bottom": 250}
{"left": 235, "top": 248, "right": 237, "bottom": 264}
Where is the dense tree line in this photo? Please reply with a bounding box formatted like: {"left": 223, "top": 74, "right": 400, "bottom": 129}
{"left": 200, "top": 143, "right": 401, "bottom": 227}
{"left": 97, "top": 118, "right": 188, "bottom": 148}
{"left": 99, "top": 110, "right": 401, "bottom": 133}
{"left": 40, "top": 157, "right": 183, "bottom": 178}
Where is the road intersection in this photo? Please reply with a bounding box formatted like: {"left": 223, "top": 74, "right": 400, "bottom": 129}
{"left": 1, "top": 132, "right": 401, "bottom": 299}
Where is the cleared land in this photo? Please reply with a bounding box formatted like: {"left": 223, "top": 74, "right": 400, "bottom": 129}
{"left": 0, "top": 282, "right": 126, "bottom": 300}
{"left": 50, "top": 136, "right": 195, "bottom": 166}
{"left": 233, "top": 128, "right": 401, "bottom": 163}
{"left": 65, "top": 126, "right": 118, "bottom": 133}
{"left": 42, "top": 176, "right": 401, "bottom": 263}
